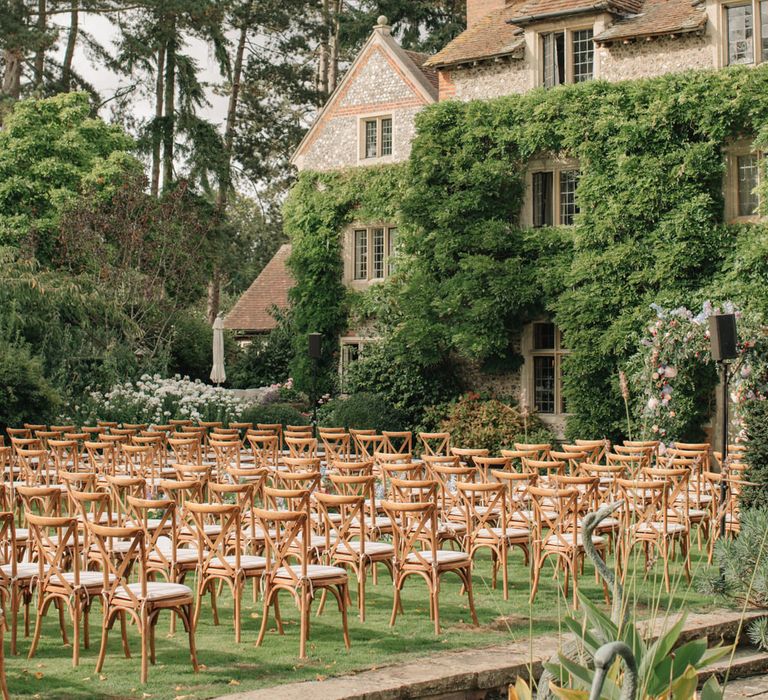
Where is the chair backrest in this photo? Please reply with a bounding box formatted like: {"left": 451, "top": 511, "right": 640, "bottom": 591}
{"left": 17, "top": 485, "right": 64, "bottom": 518}
{"left": 16, "top": 446, "right": 51, "bottom": 484}
{"left": 126, "top": 496, "right": 178, "bottom": 572}
{"left": 48, "top": 439, "right": 79, "bottom": 472}
{"left": 353, "top": 433, "right": 384, "bottom": 461}
{"left": 522, "top": 458, "right": 565, "bottom": 482}
{"left": 606, "top": 451, "right": 645, "bottom": 477}
{"left": 210, "top": 481, "right": 256, "bottom": 542}
{"left": 254, "top": 495, "right": 310, "bottom": 581}
{"left": 578, "top": 462, "right": 624, "bottom": 503}
{"left": 575, "top": 439, "right": 610, "bottom": 463}
{"left": 451, "top": 447, "right": 489, "bottom": 467}
{"left": 643, "top": 466, "right": 690, "bottom": 522}
{"left": 552, "top": 474, "right": 599, "bottom": 514}
{"left": 282, "top": 456, "right": 322, "bottom": 473}
{"left": 210, "top": 439, "right": 242, "bottom": 474}
{"left": 106, "top": 475, "right": 147, "bottom": 526}
{"left": 0, "top": 512, "right": 17, "bottom": 580}
{"left": 26, "top": 512, "right": 81, "bottom": 591}
{"left": 491, "top": 470, "right": 536, "bottom": 523}
{"left": 186, "top": 501, "right": 243, "bottom": 576}
{"left": 381, "top": 500, "right": 438, "bottom": 566}
{"left": 382, "top": 431, "right": 413, "bottom": 455}
{"left": 428, "top": 461, "right": 476, "bottom": 515}
{"left": 513, "top": 443, "right": 551, "bottom": 461}
{"left": 285, "top": 436, "right": 317, "bottom": 459}
{"left": 168, "top": 435, "right": 202, "bottom": 465}
{"left": 256, "top": 423, "right": 283, "bottom": 447}
{"left": 550, "top": 450, "right": 588, "bottom": 474}
{"left": 329, "top": 459, "right": 374, "bottom": 476}
{"left": 616, "top": 478, "right": 668, "bottom": 531}
{"left": 528, "top": 485, "right": 579, "bottom": 547}
{"left": 456, "top": 481, "right": 508, "bottom": 535}
{"left": 84, "top": 440, "right": 117, "bottom": 475}
{"left": 320, "top": 432, "right": 351, "bottom": 462}
{"left": 418, "top": 432, "right": 450, "bottom": 457}
{"left": 87, "top": 522, "right": 147, "bottom": 607}
{"left": 472, "top": 456, "right": 510, "bottom": 482}
{"left": 380, "top": 462, "right": 423, "bottom": 497}
{"left": 247, "top": 434, "right": 280, "bottom": 468}
{"left": 388, "top": 477, "right": 438, "bottom": 505}
{"left": 314, "top": 491, "right": 368, "bottom": 558}
{"left": 120, "top": 444, "right": 155, "bottom": 479}
{"left": 613, "top": 444, "right": 655, "bottom": 470}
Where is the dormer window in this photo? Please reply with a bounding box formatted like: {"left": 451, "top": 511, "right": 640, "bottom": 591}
{"left": 541, "top": 28, "right": 594, "bottom": 87}
{"left": 725, "top": 2, "right": 768, "bottom": 65}
{"left": 361, "top": 116, "right": 393, "bottom": 160}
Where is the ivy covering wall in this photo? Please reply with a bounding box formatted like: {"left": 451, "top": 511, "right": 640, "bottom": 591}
{"left": 283, "top": 65, "right": 768, "bottom": 440}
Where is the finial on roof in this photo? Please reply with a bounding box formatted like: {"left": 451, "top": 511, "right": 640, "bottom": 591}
{"left": 375, "top": 15, "right": 391, "bottom": 34}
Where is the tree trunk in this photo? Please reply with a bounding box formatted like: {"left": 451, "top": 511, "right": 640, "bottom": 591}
{"left": 61, "top": 0, "right": 79, "bottom": 91}
{"left": 2, "top": 49, "right": 23, "bottom": 99}
{"left": 318, "top": 0, "right": 330, "bottom": 98}
{"left": 207, "top": 16, "right": 249, "bottom": 324}
{"left": 328, "top": 0, "right": 342, "bottom": 93}
{"left": 34, "top": 0, "right": 47, "bottom": 89}
{"left": 162, "top": 23, "right": 176, "bottom": 191}
{"left": 151, "top": 44, "right": 165, "bottom": 197}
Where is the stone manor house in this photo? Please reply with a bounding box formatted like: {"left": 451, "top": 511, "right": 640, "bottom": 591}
{"left": 226, "top": 0, "right": 766, "bottom": 434}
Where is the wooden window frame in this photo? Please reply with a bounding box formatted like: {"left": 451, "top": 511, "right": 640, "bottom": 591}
{"left": 359, "top": 115, "right": 394, "bottom": 161}
{"left": 349, "top": 225, "right": 399, "bottom": 285}
{"left": 724, "top": 139, "right": 764, "bottom": 222}
{"left": 539, "top": 26, "right": 595, "bottom": 88}
{"left": 722, "top": 1, "right": 768, "bottom": 66}
{"left": 526, "top": 157, "right": 580, "bottom": 228}
{"left": 339, "top": 337, "right": 368, "bottom": 392}
{"left": 526, "top": 322, "right": 570, "bottom": 417}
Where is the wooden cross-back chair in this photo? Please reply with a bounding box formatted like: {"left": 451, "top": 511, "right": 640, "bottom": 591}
{"left": 120, "top": 444, "right": 156, "bottom": 481}
{"left": 188, "top": 500, "right": 266, "bottom": 643}
{"left": 456, "top": 480, "right": 528, "bottom": 600}
{"left": 513, "top": 442, "right": 552, "bottom": 461}
{"left": 26, "top": 512, "right": 104, "bottom": 667}
{"left": 66, "top": 488, "right": 113, "bottom": 570}
{"left": 528, "top": 485, "right": 608, "bottom": 607}
{"left": 285, "top": 436, "right": 317, "bottom": 460}
{"left": 382, "top": 498, "right": 478, "bottom": 635}
{"left": 472, "top": 456, "right": 510, "bottom": 483}
{"left": 418, "top": 432, "right": 450, "bottom": 457}
{"left": 320, "top": 431, "right": 351, "bottom": 463}
{"left": 247, "top": 434, "right": 280, "bottom": 469}
{"left": 550, "top": 449, "right": 589, "bottom": 475}
{"left": 87, "top": 521, "right": 198, "bottom": 684}
{"left": 424, "top": 457, "right": 474, "bottom": 524}
{"left": 210, "top": 438, "right": 242, "bottom": 476}
{"left": 501, "top": 449, "right": 540, "bottom": 472}
{"left": 84, "top": 440, "right": 117, "bottom": 476}
{"left": 328, "top": 459, "right": 374, "bottom": 477}
{"left": 255, "top": 423, "right": 283, "bottom": 449}
{"left": 327, "top": 473, "right": 392, "bottom": 540}
{"left": 0, "top": 509, "right": 34, "bottom": 657}
{"left": 382, "top": 431, "right": 412, "bottom": 455}
{"left": 353, "top": 433, "right": 384, "bottom": 461}
{"left": 491, "top": 469, "right": 536, "bottom": 535}
{"left": 209, "top": 481, "right": 262, "bottom": 555}
{"left": 167, "top": 436, "right": 202, "bottom": 467}
{"left": 613, "top": 444, "right": 655, "bottom": 470}
{"left": 315, "top": 490, "right": 395, "bottom": 622}
{"left": 48, "top": 439, "right": 79, "bottom": 474}
{"left": 451, "top": 447, "right": 489, "bottom": 468}
{"left": 254, "top": 494, "right": 350, "bottom": 659}
{"left": 606, "top": 452, "right": 646, "bottom": 478}
{"left": 15, "top": 447, "right": 51, "bottom": 486}
{"left": 575, "top": 439, "right": 610, "bottom": 464}
{"left": 105, "top": 475, "right": 146, "bottom": 527}
{"left": 522, "top": 458, "right": 565, "bottom": 484}
{"left": 282, "top": 456, "right": 321, "bottom": 474}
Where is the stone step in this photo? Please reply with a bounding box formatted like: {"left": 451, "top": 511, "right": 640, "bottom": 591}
{"left": 705, "top": 648, "right": 768, "bottom": 686}
{"left": 219, "top": 609, "right": 767, "bottom": 700}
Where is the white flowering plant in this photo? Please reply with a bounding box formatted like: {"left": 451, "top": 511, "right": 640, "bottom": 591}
{"left": 66, "top": 375, "right": 251, "bottom": 425}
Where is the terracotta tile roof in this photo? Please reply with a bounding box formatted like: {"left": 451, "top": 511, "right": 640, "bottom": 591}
{"left": 425, "top": 5, "right": 526, "bottom": 68}
{"left": 223, "top": 244, "right": 293, "bottom": 333}
{"left": 507, "top": 0, "right": 642, "bottom": 24}
{"left": 594, "top": 0, "right": 707, "bottom": 42}
{"left": 404, "top": 50, "right": 440, "bottom": 91}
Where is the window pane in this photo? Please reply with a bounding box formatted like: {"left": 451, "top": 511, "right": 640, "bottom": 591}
{"left": 354, "top": 229, "right": 368, "bottom": 279}
{"left": 727, "top": 5, "right": 754, "bottom": 65}
{"left": 381, "top": 118, "right": 393, "bottom": 156}
{"left": 543, "top": 33, "right": 565, "bottom": 87}
{"left": 559, "top": 170, "right": 579, "bottom": 225}
{"left": 388, "top": 227, "right": 398, "bottom": 275}
{"left": 365, "top": 120, "right": 378, "bottom": 158}
{"left": 533, "top": 322, "right": 556, "bottom": 350}
{"left": 737, "top": 154, "right": 760, "bottom": 216}
{"left": 534, "top": 356, "right": 556, "bottom": 414}
{"left": 340, "top": 343, "right": 361, "bottom": 391}
{"left": 762, "top": 1, "right": 768, "bottom": 61}
{"left": 572, "top": 29, "right": 594, "bottom": 83}
{"left": 372, "top": 227, "right": 385, "bottom": 279}
{"left": 532, "top": 172, "right": 554, "bottom": 227}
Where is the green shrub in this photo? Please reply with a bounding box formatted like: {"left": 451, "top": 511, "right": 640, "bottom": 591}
{"left": 742, "top": 401, "right": 768, "bottom": 509}
{"left": 168, "top": 312, "right": 214, "bottom": 382}
{"left": 345, "top": 339, "right": 462, "bottom": 427}
{"left": 436, "top": 394, "right": 554, "bottom": 454}
{"left": 238, "top": 402, "right": 308, "bottom": 427}
{"left": 0, "top": 342, "right": 60, "bottom": 432}
{"left": 228, "top": 310, "right": 294, "bottom": 389}
{"left": 317, "top": 393, "right": 404, "bottom": 432}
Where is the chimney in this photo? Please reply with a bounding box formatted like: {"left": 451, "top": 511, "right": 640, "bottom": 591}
{"left": 467, "top": 0, "right": 507, "bottom": 28}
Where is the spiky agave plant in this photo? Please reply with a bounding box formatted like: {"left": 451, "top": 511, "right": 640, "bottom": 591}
{"left": 540, "top": 594, "right": 731, "bottom": 700}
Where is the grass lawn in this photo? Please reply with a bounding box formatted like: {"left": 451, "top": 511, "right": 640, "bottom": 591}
{"left": 7, "top": 546, "right": 724, "bottom": 699}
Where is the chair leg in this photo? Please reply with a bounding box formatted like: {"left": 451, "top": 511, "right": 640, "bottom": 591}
{"left": 0, "top": 619, "right": 9, "bottom": 700}
{"left": 234, "top": 580, "right": 242, "bottom": 643}
{"left": 299, "top": 587, "right": 310, "bottom": 659}
{"left": 432, "top": 577, "right": 440, "bottom": 636}
{"left": 27, "top": 597, "right": 46, "bottom": 660}
{"left": 358, "top": 571, "right": 366, "bottom": 623}
{"left": 464, "top": 568, "right": 479, "bottom": 626}
{"left": 255, "top": 590, "right": 271, "bottom": 648}
{"left": 95, "top": 609, "right": 111, "bottom": 674}
{"left": 149, "top": 616, "right": 157, "bottom": 665}
{"left": 338, "top": 584, "right": 350, "bottom": 650}
{"left": 501, "top": 545, "right": 509, "bottom": 601}
{"left": 119, "top": 611, "right": 131, "bottom": 658}
{"left": 9, "top": 589, "right": 18, "bottom": 656}
{"left": 389, "top": 578, "right": 401, "bottom": 627}
{"left": 72, "top": 598, "right": 80, "bottom": 668}
{"left": 184, "top": 604, "right": 199, "bottom": 672}
{"left": 140, "top": 605, "right": 150, "bottom": 684}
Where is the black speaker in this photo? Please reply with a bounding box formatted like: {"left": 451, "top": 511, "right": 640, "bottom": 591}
{"left": 308, "top": 333, "right": 322, "bottom": 360}
{"left": 709, "top": 313, "right": 738, "bottom": 361}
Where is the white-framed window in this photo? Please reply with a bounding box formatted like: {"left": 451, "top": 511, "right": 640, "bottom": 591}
{"left": 528, "top": 322, "right": 569, "bottom": 415}
{"left": 529, "top": 161, "right": 580, "bottom": 228}
{"left": 724, "top": 140, "right": 763, "bottom": 221}
{"left": 541, "top": 27, "right": 594, "bottom": 87}
{"left": 351, "top": 226, "right": 398, "bottom": 282}
{"left": 360, "top": 115, "right": 393, "bottom": 160}
{"left": 724, "top": 1, "right": 768, "bottom": 65}
{"left": 339, "top": 338, "right": 368, "bottom": 391}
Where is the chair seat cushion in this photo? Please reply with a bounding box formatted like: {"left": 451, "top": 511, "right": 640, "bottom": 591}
{"left": 336, "top": 541, "right": 394, "bottom": 557}
{"left": 116, "top": 582, "right": 193, "bottom": 601}
{"left": 150, "top": 548, "right": 200, "bottom": 564}
{"left": 405, "top": 550, "right": 469, "bottom": 565}
{"left": 275, "top": 564, "right": 347, "bottom": 580}
{"left": 216, "top": 555, "right": 267, "bottom": 571}
{"left": 181, "top": 524, "right": 222, "bottom": 537}
{"left": 61, "top": 571, "right": 116, "bottom": 587}
{"left": 546, "top": 533, "right": 605, "bottom": 547}
{"left": 478, "top": 526, "right": 529, "bottom": 539}
{"left": 635, "top": 522, "right": 687, "bottom": 534}
{"left": 0, "top": 562, "right": 47, "bottom": 579}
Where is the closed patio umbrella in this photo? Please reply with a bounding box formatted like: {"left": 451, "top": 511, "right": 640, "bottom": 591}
{"left": 210, "top": 314, "right": 226, "bottom": 385}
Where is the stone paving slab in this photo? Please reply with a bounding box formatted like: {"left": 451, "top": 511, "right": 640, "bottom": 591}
{"left": 219, "top": 610, "right": 764, "bottom": 700}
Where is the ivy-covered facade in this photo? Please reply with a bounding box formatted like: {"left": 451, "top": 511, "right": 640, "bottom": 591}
{"left": 274, "top": 2, "right": 768, "bottom": 441}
